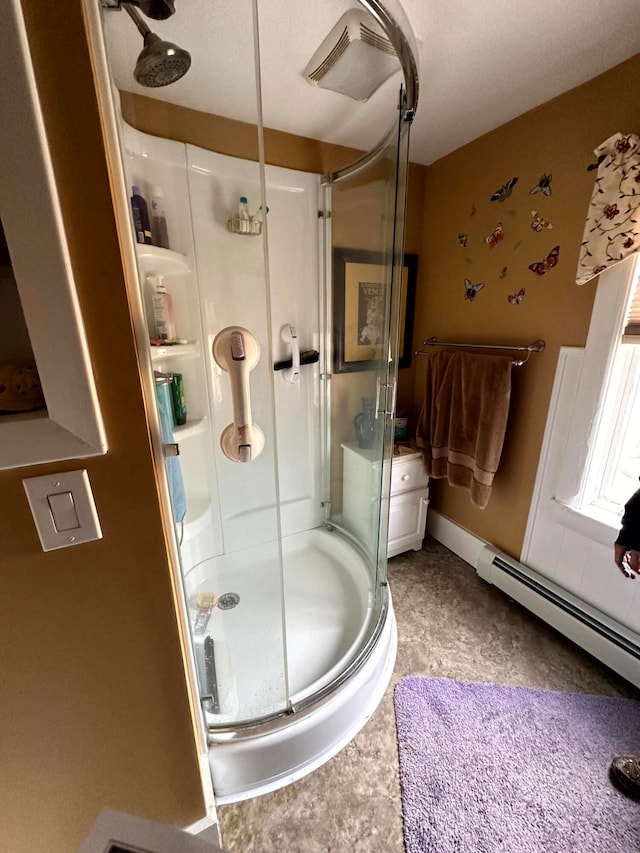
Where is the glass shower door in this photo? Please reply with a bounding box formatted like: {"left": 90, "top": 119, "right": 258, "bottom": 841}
{"left": 97, "top": 0, "right": 290, "bottom": 727}
{"left": 326, "top": 93, "right": 408, "bottom": 599}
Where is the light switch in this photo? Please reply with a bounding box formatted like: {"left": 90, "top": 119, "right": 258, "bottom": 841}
{"left": 47, "top": 491, "right": 80, "bottom": 532}
{"left": 23, "top": 469, "right": 102, "bottom": 551}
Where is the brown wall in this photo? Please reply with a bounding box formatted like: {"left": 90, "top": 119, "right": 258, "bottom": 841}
{"left": 413, "top": 53, "right": 640, "bottom": 558}
{"left": 0, "top": 4, "right": 206, "bottom": 851}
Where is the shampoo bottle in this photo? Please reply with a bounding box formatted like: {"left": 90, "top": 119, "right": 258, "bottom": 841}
{"left": 238, "top": 196, "right": 250, "bottom": 233}
{"left": 151, "top": 185, "right": 170, "bottom": 249}
{"left": 131, "top": 185, "right": 152, "bottom": 245}
{"left": 149, "top": 274, "right": 176, "bottom": 341}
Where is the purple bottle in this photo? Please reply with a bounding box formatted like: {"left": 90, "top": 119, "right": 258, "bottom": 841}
{"left": 131, "top": 185, "right": 152, "bottom": 245}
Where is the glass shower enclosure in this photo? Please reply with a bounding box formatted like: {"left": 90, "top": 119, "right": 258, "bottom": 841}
{"left": 87, "top": 0, "right": 418, "bottom": 803}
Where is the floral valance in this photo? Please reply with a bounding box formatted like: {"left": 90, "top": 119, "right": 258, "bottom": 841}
{"left": 576, "top": 132, "right": 640, "bottom": 286}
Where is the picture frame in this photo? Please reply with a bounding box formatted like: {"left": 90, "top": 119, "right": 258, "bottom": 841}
{"left": 332, "top": 247, "right": 417, "bottom": 374}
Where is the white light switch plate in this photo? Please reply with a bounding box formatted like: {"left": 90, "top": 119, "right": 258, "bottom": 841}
{"left": 23, "top": 469, "right": 102, "bottom": 551}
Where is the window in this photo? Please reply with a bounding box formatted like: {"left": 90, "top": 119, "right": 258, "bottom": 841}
{"left": 557, "top": 253, "right": 640, "bottom": 530}
{"left": 585, "top": 343, "right": 640, "bottom": 511}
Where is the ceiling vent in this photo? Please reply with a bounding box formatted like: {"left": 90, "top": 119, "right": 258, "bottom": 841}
{"left": 303, "top": 10, "right": 400, "bottom": 102}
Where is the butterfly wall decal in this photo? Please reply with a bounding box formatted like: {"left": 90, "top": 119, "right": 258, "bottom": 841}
{"left": 529, "top": 174, "right": 552, "bottom": 196}
{"left": 464, "top": 279, "right": 485, "bottom": 301}
{"left": 530, "top": 210, "right": 553, "bottom": 232}
{"left": 457, "top": 233, "right": 468, "bottom": 248}
{"left": 499, "top": 266, "right": 508, "bottom": 279}
{"left": 490, "top": 177, "right": 518, "bottom": 202}
{"left": 508, "top": 288, "right": 525, "bottom": 305}
{"left": 528, "top": 245, "right": 560, "bottom": 275}
{"left": 470, "top": 203, "right": 477, "bottom": 216}
{"left": 484, "top": 222, "right": 504, "bottom": 248}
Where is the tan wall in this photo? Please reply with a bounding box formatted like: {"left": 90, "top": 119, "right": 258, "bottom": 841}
{"left": 0, "top": 4, "right": 206, "bottom": 851}
{"left": 413, "top": 54, "right": 640, "bottom": 558}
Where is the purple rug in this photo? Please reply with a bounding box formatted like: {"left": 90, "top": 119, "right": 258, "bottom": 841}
{"left": 394, "top": 677, "right": 640, "bottom": 853}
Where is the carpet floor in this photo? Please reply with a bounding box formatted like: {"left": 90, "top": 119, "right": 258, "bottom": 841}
{"left": 395, "top": 676, "right": 640, "bottom": 853}
{"left": 218, "top": 539, "right": 639, "bottom": 852}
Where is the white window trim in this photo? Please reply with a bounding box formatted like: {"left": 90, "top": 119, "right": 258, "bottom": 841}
{"left": 554, "top": 254, "right": 640, "bottom": 535}
{"left": 0, "top": 0, "right": 107, "bottom": 469}
{"left": 549, "top": 495, "right": 620, "bottom": 548}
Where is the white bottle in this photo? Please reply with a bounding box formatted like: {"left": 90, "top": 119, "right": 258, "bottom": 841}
{"left": 149, "top": 274, "right": 175, "bottom": 341}
{"left": 151, "top": 185, "right": 170, "bottom": 249}
{"left": 238, "top": 196, "right": 250, "bottom": 233}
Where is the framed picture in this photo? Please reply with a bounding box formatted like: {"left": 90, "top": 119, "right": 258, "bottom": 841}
{"left": 333, "top": 247, "right": 417, "bottom": 374}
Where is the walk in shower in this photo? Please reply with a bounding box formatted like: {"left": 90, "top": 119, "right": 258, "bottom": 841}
{"left": 87, "top": 0, "right": 418, "bottom": 803}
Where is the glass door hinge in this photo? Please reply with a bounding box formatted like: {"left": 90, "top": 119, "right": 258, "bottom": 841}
{"left": 318, "top": 210, "right": 332, "bottom": 219}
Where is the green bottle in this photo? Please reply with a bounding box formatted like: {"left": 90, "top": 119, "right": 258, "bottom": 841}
{"left": 170, "top": 373, "right": 187, "bottom": 425}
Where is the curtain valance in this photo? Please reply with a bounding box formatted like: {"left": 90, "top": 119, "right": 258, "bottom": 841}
{"left": 576, "top": 132, "right": 640, "bottom": 287}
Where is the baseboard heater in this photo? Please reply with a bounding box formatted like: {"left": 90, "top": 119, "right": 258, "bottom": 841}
{"left": 477, "top": 545, "right": 640, "bottom": 689}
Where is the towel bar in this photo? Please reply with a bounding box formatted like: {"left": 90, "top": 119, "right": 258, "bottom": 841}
{"left": 415, "top": 337, "right": 545, "bottom": 367}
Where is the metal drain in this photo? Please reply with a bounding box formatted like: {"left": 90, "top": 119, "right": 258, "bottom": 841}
{"left": 217, "top": 592, "right": 240, "bottom": 610}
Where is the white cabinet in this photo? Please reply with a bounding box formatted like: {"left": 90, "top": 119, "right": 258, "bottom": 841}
{"left": 341, "top": 443, "right": 429, "bottom": 558}
{"left": 387, "top": 450, "right": 430, "bottom": 557}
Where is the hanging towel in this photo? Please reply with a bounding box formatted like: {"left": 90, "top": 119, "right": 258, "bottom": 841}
{"left": 416, "top": 350, "right": 512, "bottom": 509}
{"left": 155, "top": 383, "right": 187, "bottom": 524}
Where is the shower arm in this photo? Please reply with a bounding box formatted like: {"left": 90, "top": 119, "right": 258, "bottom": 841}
{"left": 122, "top": 3, "right": 152, "bottom": 39}
{"left": 102, "top": 1, "right": 176, "bottom": 21}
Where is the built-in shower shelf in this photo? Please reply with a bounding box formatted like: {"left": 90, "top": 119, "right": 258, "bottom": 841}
{"left": 136, "top": 244, "right": 191, "bottom": 275}
{"left": 182, "top": 498, "right": 212, "bottom": 542}
{"left": 150, "top": 342, "right": 199, "bottom": 361}
{"left": 174, "top": 416, "right": 207, "bottom": 440}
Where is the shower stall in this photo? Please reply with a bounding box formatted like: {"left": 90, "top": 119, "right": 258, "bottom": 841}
{"left": 86, "top": 0, "right": 418, "bottom": 803}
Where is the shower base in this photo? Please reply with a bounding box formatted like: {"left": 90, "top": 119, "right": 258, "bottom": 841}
{"left": 184, "top": 528, "right": 397, "bottom": 804}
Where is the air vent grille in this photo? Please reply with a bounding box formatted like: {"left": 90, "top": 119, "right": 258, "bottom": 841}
{"left": 307, "top": 26, "right": 351, "bottom": 82}
{"left": 359, "top": 23, "right": 396, "bottom": 56}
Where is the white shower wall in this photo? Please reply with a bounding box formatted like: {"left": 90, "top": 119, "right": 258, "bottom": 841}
{"left": 122, "top": 123, "right": 323, "bottom": 573}
{"left": 186, "top": 146, "right": 323, "bottom": 553}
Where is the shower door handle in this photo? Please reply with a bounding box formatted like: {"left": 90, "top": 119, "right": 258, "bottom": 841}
{"left": 375, "top": 377, "right": 396, "bottom": 416}
{"left": 281, "top": 325, "right": 300, "bottom": 383}
{"left": 212, "top": 326, "right": 265, "bottom": 463}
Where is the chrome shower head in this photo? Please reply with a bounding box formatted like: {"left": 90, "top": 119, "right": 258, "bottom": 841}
{"left": 134, "top": 31, "right": 191, "bottom": 87}
{"left": 123, "top": 2, "right": 191, "bottom": 88}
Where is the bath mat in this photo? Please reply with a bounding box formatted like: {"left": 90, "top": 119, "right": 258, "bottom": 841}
{"left": 394, "top": 676, "right": 640, "bottom": 853}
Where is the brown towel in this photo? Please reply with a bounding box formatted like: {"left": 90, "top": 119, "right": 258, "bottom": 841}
{"left": 416, "top": 350, "right": 512, "bottom": 508}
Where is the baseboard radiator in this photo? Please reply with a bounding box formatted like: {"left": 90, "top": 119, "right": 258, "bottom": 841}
{"left": 477, "top": 545, "right": 640, "bottom": 689}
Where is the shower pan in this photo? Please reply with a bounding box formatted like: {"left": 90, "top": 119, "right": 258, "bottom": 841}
{"left": 87, "top": 0, "right": 418, "bottom": 804}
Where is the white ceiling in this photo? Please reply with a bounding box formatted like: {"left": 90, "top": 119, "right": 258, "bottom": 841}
{"left": 103, "top": 0, "right": 640, "bottom": 166}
